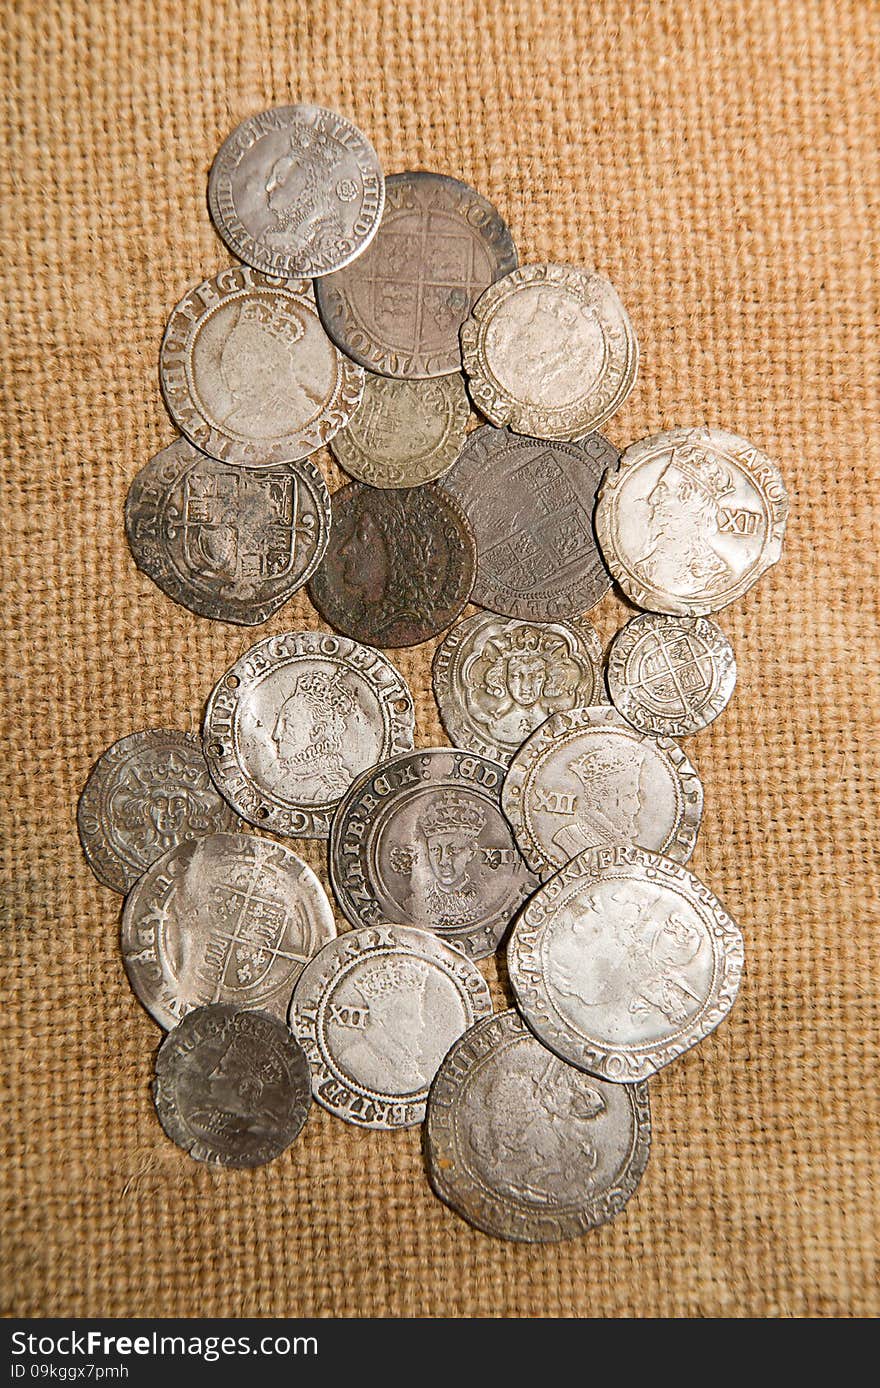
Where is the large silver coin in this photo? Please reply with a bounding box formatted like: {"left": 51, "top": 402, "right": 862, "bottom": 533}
{"left": 433, "top": 612, "right": 603, "bottom": 765}
{"left": 159, "top": 265, "right": 364, "bottom": 467}
{"left": 329, "top": 371, "right": 470, "bottom": 487}
{"left": 315, "top": 171, "right": 518, "bottom": 379}
{"left": 595, "top": 426, "right": 790, "bottom": 615}
{"left": 154, "top": 1004, "right": 311, "bottom": 1167}
{"left": 437, "top": 426, "right": 615, "bottom": 620}
{"left": 607, "top": 613, "right": 737, "bottom": 737}
{"left": 330, "top": 748, "right": 538, "bottom": 959}
{"left": 426, "top": 1009, "right": 650, "bottom": 1242}
{"left": 202, "top": 630, "right": 415, "bottom": 838}
{"left": 290, "top": 924, "right": 492, "bottom": 1129}
{"left": 461, "top": 263, "right": 638, "bottom": 439}
{"left": 502, "top": 704, "right": 703, "bottom": 877}
{"left": 207, "top": 105, "right": 385, "bottom": 279}
{"left": 78, "top": 729, "right": 238, "bottom": 894}
{"left": 507, "top": 845, "right": 745, "bottom": 1082}
{"left": 124, "top": 437, "right": 331, "bottom": 625}
{"left": 122, "top": 832, "right": 336, "bottom": 1029}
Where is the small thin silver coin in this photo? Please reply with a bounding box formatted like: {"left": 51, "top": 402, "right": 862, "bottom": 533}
{"left": 329, "top": 371, "right": 471, "bottom": 487}
{"left": 607, "top": 613, "right": 737, "bottom": 737}
{"left": 501, "top": 704, "right": 703, "bottom": 877}
{"left": 595, "top": 426, "right": 790, "bottom": 615}
{"left": 289, "top": 924, "right": 493, "bottom": 1129}
{"left": 202, "top": 630, "right": 415, "bottom": 839}
{"left": 329, "top": 748, "right": 538, "bottom": 959}
{"left": 426, "top": 1009, "right": 651, "bottom": 1242}
{"left": 78, "top": 729, "right": 238, "bottom": 894}
{"left": 507, "top": 845, "right": 745, "bottom": 1082}
{"left": 153, "top": 1004, "right": 311, "bottom": 1167}
{"left": 433, "top": 612, "right": 604, "bottom": 766}
{"left": 124, "top": 436, "right": 331, "bottom": 625}
{"left": 122, "top": 832, "right": 337, "bottom": 1029}
{"left": 208, "top": 105, "right": 385, "bottom": 279}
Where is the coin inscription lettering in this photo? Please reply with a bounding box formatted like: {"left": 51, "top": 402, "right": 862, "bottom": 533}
{"left": 329, "top": 371, "right": 470, "bottom": 487}
{"left": 607, "top": 613, "right": 737, "bottom": 736}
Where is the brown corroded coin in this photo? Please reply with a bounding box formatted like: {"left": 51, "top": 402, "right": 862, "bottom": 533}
{"left": 315, "top": 171, "right": 518, "bottom": 379}
{"left": 307, "top": 483, "right": 477, "bottom": 647}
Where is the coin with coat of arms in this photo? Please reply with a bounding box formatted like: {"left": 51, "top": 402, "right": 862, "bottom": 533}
{"left": 329, "top": 371, "right": 470, "bottom": 487}
{"left": 501, "top": 704, "right": 703, "bottom": 877}
{"left": 77, "top": 730, "right": 238, "bottom": 894}
{"left": 122, "top": 832, "right": 337, "bottom": 1029}
{"left": 460, "top": 263, "right": 638, "bottom": 439}
{"left": 153, "top": 1004, "right": 312, "bottom": 1167}
{"left": 202, "top": 630, "right": 415, "bottom": 838}
{"left": 289, "top": 924, "right": 493, "bottom": 1129}
{"left": 208, "top": 105, "right": 385, "bottom": 279}
{"left": 595, "top": 426, "right": 790, "bottom": 615}
{"left": 436, "top": 426, "right": 615, "bottom": 620}
{"left": 124, "top": 437, "right": 331, "bottom": 625}
{"left": 507, "top": 845, "right": 745, "bottom": 1083}
{"left": 159, "top": 265, "right": 364, "bottom": 467}
{"left": 606, "top": 613, "right": 737, "bottom": 737}
{"left": 315, "top": 171, "right": 518, "bottom": 378}
{"left": 329, "top": 747, "right": 538, "bottom": 959}
{"left": 426, "top": 1009, "right": 651, "bottom": 1242}
{"left": 433, "top": 611, "right": 604, "bottom": 765}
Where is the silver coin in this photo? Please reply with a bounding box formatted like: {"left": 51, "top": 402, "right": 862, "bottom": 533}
{"left": 501, "top": 704, "right": 703, "bottom": 877}
{"left": 607, "top": 613, "right": 737, "bottom": 737}
{"left": 154, "top": 1003, "right": 311, "bottom": 1167}
{"left": 426, "top": 1009, "right": 650, "bottom": 1242}
{"left": 315, "top": 171, "right": 518, "bottom": 379}
{"left": 290, "top": 924, "right": 492, "bottom": 1129}
{"left": 329, "top": 371, "right": 471, "bottom": 487}
{"left": 124, "top": 436, "right": 331, "bottom": 625}
{"left": 122, "top": 832, "right": 336, "bottom": 1029}
{"left": 329, "top": 748, "right": 538, "bottom": 960}
{"left": 77, "top": 729, "right": 238, "bottom": 894}
{"left": 202, "top": 630, "right": 415, "bottom": 839}
{"left": 207, "top": 105, "right": 385, "bottom": 279}
{"left": 461, "top": 263, "right": 638, "bottom": 439}
{"left": 595, "top": 426, "right": 790, "bottom": 615}
{"left": 507, "top": 845, "right": 745, "bottom": 1082}
{"left": 433, "top": 612, "right": 604, "bottom": 766}
{"left": 437, "top": 426, "right": 615, "bottom": 620}
{"left": 159, "top": 265, "right": 364, "bottom": 467}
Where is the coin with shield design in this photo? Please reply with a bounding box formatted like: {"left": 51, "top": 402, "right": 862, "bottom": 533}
{"left": 607, "top": 613, "right": 736, "bottom": 737}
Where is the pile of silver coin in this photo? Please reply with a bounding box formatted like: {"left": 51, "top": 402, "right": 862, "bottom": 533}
{"left": 79, "top": 105, "right": 789, "bottom": 1243}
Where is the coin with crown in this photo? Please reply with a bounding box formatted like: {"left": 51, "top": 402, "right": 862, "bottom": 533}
{"left": 208, "top": 105, "right": 385, "bottom": 279}
{"left": 289, "top": 924, "right": 493, "bottom": 1129}
{"left": 595, "top": 426, "right": 790, "bottom": 615}
{"left": 330, "top": 747, "right": 539, "bottom": 959}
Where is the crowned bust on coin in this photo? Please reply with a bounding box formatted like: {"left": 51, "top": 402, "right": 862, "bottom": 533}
{"left": 257, "top": 125, "right": 347, "bottom": 255}
{"left": 217, "top": 298, "right": 323, "bottom": 437}
{"left": 464, "top": 623, "right": 593, "bottom": 746}
{"left": 329, "top": 955, "right": 443, "bottom": 1096}
{"left": 635, "top": 444, "right": 736, "bottom": 597}
{"left": 391, "top": 791, "right": 487, "bottom": 932}
{"left": 270, "top": 669, "right": 363, "bottom": 803}
{"left": 549, "top": 741, "right": 647, "bottom": 861}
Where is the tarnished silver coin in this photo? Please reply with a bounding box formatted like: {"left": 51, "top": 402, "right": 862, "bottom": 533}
{"left": 502, "top": 704, "right": 703, "bottom": 877}
{"left": 329, "top": 371, "right": 471, "bottom": 487}
{"left": 315, "top": 171, "right": 518, "bottom": 379}
{"left": 426, "top": 1009, "right": 650, "bottom": 1242}
{"left": 159, "top": 265, "right": 364, "bottom": 467}
{"left": 437, "top": 426, "right": 615, "bottom": 620}
{"left": 307, "top": 482, "right": 477, "bottom": 648}
{"left": 202, "top": 630, "right": 415, "bottom": 838}
{"left": 433, "top": 612, "right": 604, "bottom": 766}
{"left": 595, "top": 426, "right": 790, "bottom": 615}
{"left": 290, "top": 924, "right": 492, "bottom": 1129}
{"left": 607, "top": 613, "right": 737, "bottom": 737}
{"left": 122, "top": 832, "right": 336, "bottom": 1030}
{"left": 153, "top": 1003, "right": 311, "bottom": 1167}
{"left": 124, "top": 436, "right": 331, "bottom": 625}
{"left": 207, "top": 105, "right": 385, "bottom": 279}
{"left": 461, "top": 263, "right": 638, "bottom": 439}
{"left": 330, "top": 748, "right": 538, "bottom": 959}
{"left": 78, "top": 730, "right": 238, "bottom": 894}
{"left": 507, "top": 845, "right": 745, "bottom": 1082}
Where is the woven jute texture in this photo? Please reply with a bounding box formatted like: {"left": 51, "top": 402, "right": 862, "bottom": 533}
{"left": 1, "top": 0, "right": 877, "bottom": 1319}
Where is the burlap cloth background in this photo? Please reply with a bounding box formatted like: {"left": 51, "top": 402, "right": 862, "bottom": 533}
{"left": 1, "top": 0, "right": 877, "bottom": 1319}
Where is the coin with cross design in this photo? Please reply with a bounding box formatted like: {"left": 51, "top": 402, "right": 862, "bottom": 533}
{"left": 606, "top": 613, "right": 736, "bottom": 737}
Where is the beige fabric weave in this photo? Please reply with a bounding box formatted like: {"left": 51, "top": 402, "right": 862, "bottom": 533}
{"left": 1, "top": 0, "right": 877, "bottom": 1318}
